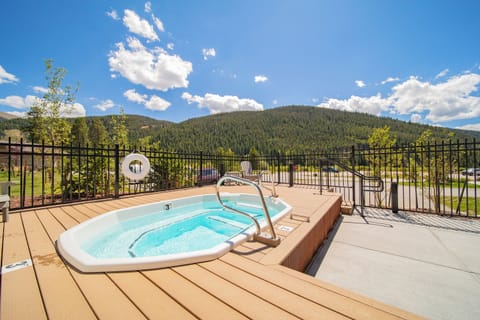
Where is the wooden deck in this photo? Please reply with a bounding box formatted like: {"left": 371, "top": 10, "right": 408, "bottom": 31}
{"left": 0, "top": 186, "right": 423, "bottom": 319}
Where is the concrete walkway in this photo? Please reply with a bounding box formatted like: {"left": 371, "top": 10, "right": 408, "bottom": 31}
{"left": 307, "top": 208, "right": 480, "bottom": 320}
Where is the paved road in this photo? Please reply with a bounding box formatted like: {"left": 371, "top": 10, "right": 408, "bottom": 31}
{"left": 284, "top": 171, "right": 479, "bottom": 215}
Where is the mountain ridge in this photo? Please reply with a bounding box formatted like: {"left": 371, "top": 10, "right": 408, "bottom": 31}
{"left": 1, "top": 105, "right": 479, "bottom": 154}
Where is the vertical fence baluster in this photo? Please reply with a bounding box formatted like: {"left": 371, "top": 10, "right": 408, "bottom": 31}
{"left": 114, "top": 144, "right": 119, "bottom": 198}
{"left": 0, "top": 137, "right": 478, "bottom": 217}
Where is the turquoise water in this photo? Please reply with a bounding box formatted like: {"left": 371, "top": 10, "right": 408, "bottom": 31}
{"left": 82, "top": 199, "right": 281, "bottom": 259}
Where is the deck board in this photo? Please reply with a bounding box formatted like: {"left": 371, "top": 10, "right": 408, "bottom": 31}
{"left": 108, "top": 272, "right": 197, "bottom": 320}
{"left": 1, "top": 213, "right": 47, "bottom": 320}
{"left": 200, "top": 259, "right": 348, "bottom": 319}
{"left": 271, "top": 264, "right": 421, "bottom": 320}
{"left": 1, "top": 186, "right": 424, "bottom": 320}
{"left": 175, "top": 263, "right": 301, "bottom": 320}
{"left": 21, "top": 210, "right": 96, "bottom": 320}
{"left": 37, "top": 207, "right": 150, "bottom": 320}
{"left": 55, "top": 205, "right": 91, "bottom": 224}
{"left": 143, "top": 268, "right": 249, "bottom": 320}
{"left": 221, "top": 253, "right": 411, "bottom": 320}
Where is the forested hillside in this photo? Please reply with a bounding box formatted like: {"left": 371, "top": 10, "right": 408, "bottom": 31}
{"left": 148, "top": 106, "right": 480, "bottom": 153}
{"left": 1, "top": 105, "right": 479, "bottom": 154}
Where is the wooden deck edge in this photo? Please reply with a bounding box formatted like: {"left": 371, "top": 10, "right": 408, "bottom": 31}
{"left": 271, "top": 265, "right": 426, "bottom": 320}
{"left": 260, "top": 194, "right": 342, "bottom": 271}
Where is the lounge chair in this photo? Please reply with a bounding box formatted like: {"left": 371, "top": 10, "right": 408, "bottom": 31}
{"left": 0, "top": 182, "right": 12, "bottom": 222}
{"left": 240, "top": 161, "right": 261, "bottom": 182}
{"left": 240, "top": 161, "right": 277, "bottom": 197}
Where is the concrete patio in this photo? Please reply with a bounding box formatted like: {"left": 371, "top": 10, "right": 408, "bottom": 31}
{"left": 308, "top": 207, "right": 480, "bottom": 320}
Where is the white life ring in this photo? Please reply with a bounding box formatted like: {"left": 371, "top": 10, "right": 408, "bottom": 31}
{"left": 121, "top": 153, "right": 151, "bottom": 181}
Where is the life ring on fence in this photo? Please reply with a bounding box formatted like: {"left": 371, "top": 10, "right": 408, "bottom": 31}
{"left": 121, "top": 153, "right": 151, "bottom": 180}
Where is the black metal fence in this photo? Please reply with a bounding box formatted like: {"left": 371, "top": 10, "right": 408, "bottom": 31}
{"left": 0, "top": 138, "right": 479, "bottom": 217}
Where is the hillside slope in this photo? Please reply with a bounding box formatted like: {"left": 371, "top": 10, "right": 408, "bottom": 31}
{"left": 156, "top": 106, "right": 480, "bottom": 153}
{"left": 0, "top": 106, "right": 478, "bottom": 153}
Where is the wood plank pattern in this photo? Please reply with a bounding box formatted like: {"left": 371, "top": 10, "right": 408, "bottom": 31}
{"left": 1, "top": 213, "right": 47, "bottom": 320}
{"left": 143, "top": 268, "right": 248, "bottom": 320}
{"left": 174, "top": 263, "right": 300, "bottom": 320}
{"left": 200, "top": 259, "right": 347, "bottom": 319}
{"left": 22, "top": 210, "right": 96, "bottom": 320}
{"left": 0, "top": 186, "right": 424, "bottom": 320}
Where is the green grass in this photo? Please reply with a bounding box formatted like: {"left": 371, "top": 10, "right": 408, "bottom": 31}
{"left": 399, "top": 180, "right": 478, "bottom": 189}
{"left": 0, "top": 170, "right": 62, "bottom": 197}
{"left": 443, "top": 196, "right": 480, "bottom": 217}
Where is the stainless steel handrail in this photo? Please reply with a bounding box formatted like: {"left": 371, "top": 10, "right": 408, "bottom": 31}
{"left": 258, "top": 170, "right": 278, "bottom": 197}
{"left": 216, "top": 175, "right": 280, "bottom": 246}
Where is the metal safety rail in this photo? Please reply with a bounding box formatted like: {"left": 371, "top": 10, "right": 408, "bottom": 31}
{"left": 216, "top": 176, "right": 281, "bottom": 247}
{"left": 258, "top": 170, "right": 278, "bottom": 198}
{"left": 321, "top": 157, "right": 384, "bottom": 216}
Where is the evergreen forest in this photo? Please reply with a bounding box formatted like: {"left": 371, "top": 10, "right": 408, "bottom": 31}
{"left": 1, "top": 105, "right": 479, "bottom": 155}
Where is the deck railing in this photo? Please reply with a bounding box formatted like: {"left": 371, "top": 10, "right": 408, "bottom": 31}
{"left": 0, "top": 138, "right": 478, "bottom": 217}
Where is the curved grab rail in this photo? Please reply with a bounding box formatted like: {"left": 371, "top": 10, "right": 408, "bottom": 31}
{"left": 216, "top": 175, "right": 280, "bottom": 246}
{"left": 259, "top": 170, "right": 278, "bottom": 197}
{"left": 322, "top": 157, "right": 384, "bottom": 192}
{"left": 362, "top": 175, "right": 384, "bottom": 192}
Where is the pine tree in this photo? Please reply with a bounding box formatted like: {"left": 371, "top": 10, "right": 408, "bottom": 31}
{"left": 71, "top": 117, "right": 89, "bottom": 147}
{"left": 89, "top": 119, "right": 108, "bottom": 146}
{"left": 110, "top": 108, "right": 128, "bottom": 146}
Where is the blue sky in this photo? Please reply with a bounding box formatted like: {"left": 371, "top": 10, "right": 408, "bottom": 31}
{"left": 1, "top": 1, "right": 480, "bottom": 131}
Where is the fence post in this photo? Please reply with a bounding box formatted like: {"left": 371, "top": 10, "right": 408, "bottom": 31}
{"left": 391, "top": 181, "right": 398, "bottom": 213}
{"left": 351, "top": 145, "right": 356, "bottom": 207}
{"left": 114, "top": 144, "right": 120, "bottom": 198}
{"left": 319, "top": 158, "right": 323, "bottom": 195}
{"left": 7, "top": 137, "right": 11, "bottom": 192}
{"left": 19, "top": 138, "right": 24, "bottom": 208}
{"left": 199, "top": 151, "right": 203, "bottom": 187}
{"left": 289, "top": 162, "right": 294, "bottom": 187}
{"left": 277, "top": 153, "right": 281, "bottom": 184}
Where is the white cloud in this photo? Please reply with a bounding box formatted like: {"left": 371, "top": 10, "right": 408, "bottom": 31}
{"left": 319, "top": 72, "right": 480, "bottom": 124}
{"left": 410, "top": 113, "right": 422, "bottom": 123}
{"left": 94, "top": 99, "right": 115, "bottom": 111}
{"left": 355, "top": 80, "right": 366, "bottom": 88}
{"left": 145, "top": 95, "right": 170, "bottom": 111}
{"left": 182, "top": 92, "right": 263, "bottom": 114}
{"left": 109, "top": 37, "right": 193, "bottom": 91}
{"left": 0, "top": 93, "right": 85, "bottom": 117}
{"left": 254, "top": 75, "right": 268, "bottom": 83}
{"left": 33, "top": 86, "right": 48, "bottom": 94}
{"left": 318, "top": 94, "right": 390, "bottom": 116}
{"left": 0, "top": 95, "right": 38, "bottom": 109}
{"left": 167, "top": 43, "right": 174, "bottom": 50}
{"left": 152, "top": 15, "right": 165, "bottom": 32}
{"left": 0, "top": 95, "right": 27, "bottom": 108}
{"left": 6, "top": 111, "right": 27, "bottom": 118}
{"left": 381, "top": 77, "right": 399, "bottom": 85}
{"left": 0, "top": 65, "right": 19, "bottom": 84}
{"left": 106, "top": 9, "right": 119, "bottom": 20}
{"left": 145, "top": 2, "right": 152, "bottom": 13}
{"left": 435, "top": 68, "right": 449, "bottom": 79}
{"left": 272, "top": 99, "right": 278, "bottom": 105}
{"left": 202, "top": 48, "right": 216, "bottom": 60}
{"left": 124, "top": 89, "right": 147, "bottom": 104}
{"left": 64, "top": 103, "right": 86, "bottom": 118}
{"left": 456, "top": 123, "right": 480, "bottom": 132}
{"left": 124, "top": 89, "right": 170, "bottom": 112}
{"left": 390, "top": 73, "right": 480, "bottom": 122}
{"left": 123, "top": 9, "right": 158, "bottom": 41}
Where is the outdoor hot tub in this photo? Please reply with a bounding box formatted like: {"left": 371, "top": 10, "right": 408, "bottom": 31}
{"left": 57, "top": 193, "right": 292, "bottom": 272}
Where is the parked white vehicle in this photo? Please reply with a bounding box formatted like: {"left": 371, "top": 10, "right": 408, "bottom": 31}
{"left": 461, "top": 168, "right": 480, "bottom": 176}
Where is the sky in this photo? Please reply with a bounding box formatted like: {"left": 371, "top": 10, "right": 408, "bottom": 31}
{"left": 1, "top": 1, "right": 480, "bottom": 131}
